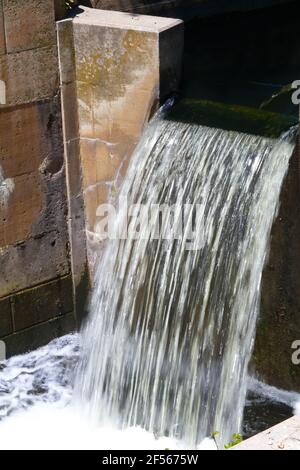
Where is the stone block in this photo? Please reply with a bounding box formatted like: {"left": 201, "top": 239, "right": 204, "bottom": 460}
{"left": 0, "top": 1, "right": 5, "bottom": 55}
{"left": 0, "top": 98, "right": 63, "bottom": 179}
{"left": 0, "top": 297, "right": 12, "bottom": 337}
{"left": 0, "top": 45, "right": 59, "bottom": 106}
{"left": 0, "top": 231, "right": 70, "bottom": 298}
{"left": 0, "top": 98, "right": 66, "bottom": 246}
{"left": 61, "top": 82, "right": 79, "bottom": 142}
{"left": 13, "top": 276, "right": 74, "bottom": 331}
{"left": 0, "top": 171, "right": 43, "bottom": 247}
{"left": 3, "top": 0, "right": 56, "bottom": 53}
{"left": 60, "top": 275, "right": 74, "bottom": 314}
{"left": 64, "top": 138, "right": 82, "bottom": 197}
{"left": 2, "top": 312, "right": 76, "bottom": 357}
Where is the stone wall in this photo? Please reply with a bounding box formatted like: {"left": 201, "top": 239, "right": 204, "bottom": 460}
{"left": 57, "top": 8, "right": 183, "bottom": 285}
{"left": 0, "top": 0, "right": 76, "bottom": 357}
{"left": 0, "top": 2, "right": 183, "bottom": 357}
{"left": 253, "top": 139, "right": 300, "bottom": 392}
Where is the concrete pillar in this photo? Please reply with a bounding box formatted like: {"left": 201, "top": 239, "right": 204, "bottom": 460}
{"left": 57, "top": 7, "right": 183, "bottom": 310}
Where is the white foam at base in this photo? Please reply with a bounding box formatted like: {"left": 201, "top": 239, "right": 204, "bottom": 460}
{"left": 0, "top": 402, "right": 216, "bottom": 450}
{"left": 248, "top": 377, "right": 300, "bottom": 416}
{"left": 0, "top": 334, "right": 217, "bottom": 450}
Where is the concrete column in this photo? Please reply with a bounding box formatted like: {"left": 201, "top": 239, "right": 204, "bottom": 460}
{"left": 57, "top": 7, "right": 183, "bottom": 313}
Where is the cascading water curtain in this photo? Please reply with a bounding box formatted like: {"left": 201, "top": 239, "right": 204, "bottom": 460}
{"left": 75, "top": 111, "right": 295, "bottom": 447}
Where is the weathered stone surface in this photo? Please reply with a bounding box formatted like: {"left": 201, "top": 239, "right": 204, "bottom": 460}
{"left": 60, "top": 82, "right": 79, "bottom": 142}
{"left": 59, "top": 7, "right": 183, "bottom": 246}
{"left": 253, "top": 146, "right": 300, "bottom": 392}
{"left": 233, "top": 416, "right": 300, "bottom": 450}
{"left": 0, "top": 1, "right": 5, "bottom": 55}
{"left": 0, "top": 100, "right": 57, "bottom": 178}
{"left": 58, "top": 24, "right": 87, "bottom": 293}
{"left": 57, "top": 19, "right": 76, "bottom": 85}
{"left": 0, "top": 230, "right": 70, "bottom": 298}
{"left": 13, "top": 276, "right": 73, "bottom": 331}
{"left": 0, "top": 45, "right": 59, "bottom": 106}
{"left": 2, "top": 0, "right": 56, "bottom": 53}
{"left": 58, "top": 7, "right": 183, "bottom": 320}
{"left": 2, "top": 312, "right": 76, "bottom": 357}
{"left": 0, "top": 98, "right": 67, "bottom": 246}
{"left": 0, "top": 0, "right": 76, "bottom": 353}
{"left": 0, "top": 297, "right": 12, "bottom": 337}
{"left": 0, "top": 171, "right": 43, "bottom": 246}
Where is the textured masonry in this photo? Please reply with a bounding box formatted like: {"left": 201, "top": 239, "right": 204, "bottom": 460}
{"left": 0, "top": 0, "right": 76, "bottom": 357}
{"left": 0, "top": 3, "right": 183, "bottom": 356}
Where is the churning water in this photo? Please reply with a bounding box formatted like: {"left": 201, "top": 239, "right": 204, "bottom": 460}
{"left": 0, "top": 111, "right": 296, "bottom": 449}
{"left": 76, "top": 113, "right": 294, "bottom": 446}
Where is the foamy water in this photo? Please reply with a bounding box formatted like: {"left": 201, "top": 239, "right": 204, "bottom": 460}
{"left": 0, "top": 404, "right": 199, "bottom": 450}
{"left": 0, "top": 334, "right": 299, "bottom": 450}
{"left": 0, "top": 334, "right": 216, "bottom": 450}
{"left": 248, "top": 377, "right": 300, "bottom": 414}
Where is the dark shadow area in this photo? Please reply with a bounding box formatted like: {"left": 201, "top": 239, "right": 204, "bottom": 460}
{"left": 170, "top": 0, "right": 300, "bottom": 136}
{"left": 243, "top": 390, "right": 293, "bottom": 439}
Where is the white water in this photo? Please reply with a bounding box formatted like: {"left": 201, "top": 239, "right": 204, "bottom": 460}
{"left": 0, "top": 334, "right": 299, "bottom": 449}
{"left": 76, "top": 114, "right": 294, "bottom": 446}
{"left": 248, "top": 377, "right": 300, "bottom": 411}
{"left": 0, "top": 334, "right": 215, "bottom": 449}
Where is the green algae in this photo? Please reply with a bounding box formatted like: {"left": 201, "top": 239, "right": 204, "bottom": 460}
{"left": 167, "top": 98, "right": 298, "bottom": 138}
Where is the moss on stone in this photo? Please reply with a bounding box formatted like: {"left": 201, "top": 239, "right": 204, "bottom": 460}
{"left": 167, "top": 98, "right": 298, "bottom": 138}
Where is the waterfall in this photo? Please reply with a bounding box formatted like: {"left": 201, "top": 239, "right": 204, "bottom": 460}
{"left": 75, "top": 110, "right": 294, "bottom": 447}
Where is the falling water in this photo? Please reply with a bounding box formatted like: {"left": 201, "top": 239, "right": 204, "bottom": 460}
{"left": 76, "top": 111, "right": 294, "bottom": 446}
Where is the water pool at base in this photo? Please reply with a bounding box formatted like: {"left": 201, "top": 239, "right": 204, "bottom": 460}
{"left": 0, "top": 334, "right": 299, "bottom": 450}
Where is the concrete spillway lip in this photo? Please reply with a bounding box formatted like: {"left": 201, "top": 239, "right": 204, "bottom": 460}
{"left": 73, "top": 6, "right": 183, "bottom": 33}
{"left": 233, "top": 416, "right": 300, "bottom": 450}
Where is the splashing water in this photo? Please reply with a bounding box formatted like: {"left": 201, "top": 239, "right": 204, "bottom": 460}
{"left": 0, "top": 334, "right": 215, "bottom": 449}
{"left": 0, "top": 334, "right": 79, "bottom": 421}
{"left": 75, "top": 114, "right": 294, "bottom": 446}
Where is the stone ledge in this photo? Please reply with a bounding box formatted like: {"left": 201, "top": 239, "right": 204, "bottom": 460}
{"left": 0, "top": 45, "right": 59, "bottom": 107}
{"left": 73, "top": 6, "right": 182, "bottom": 33}
{"left": 2, "top": 0, "right": 56, "bottom": 54}
{"left": 233, "top": 416, "right": 300, "bottom": 450}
